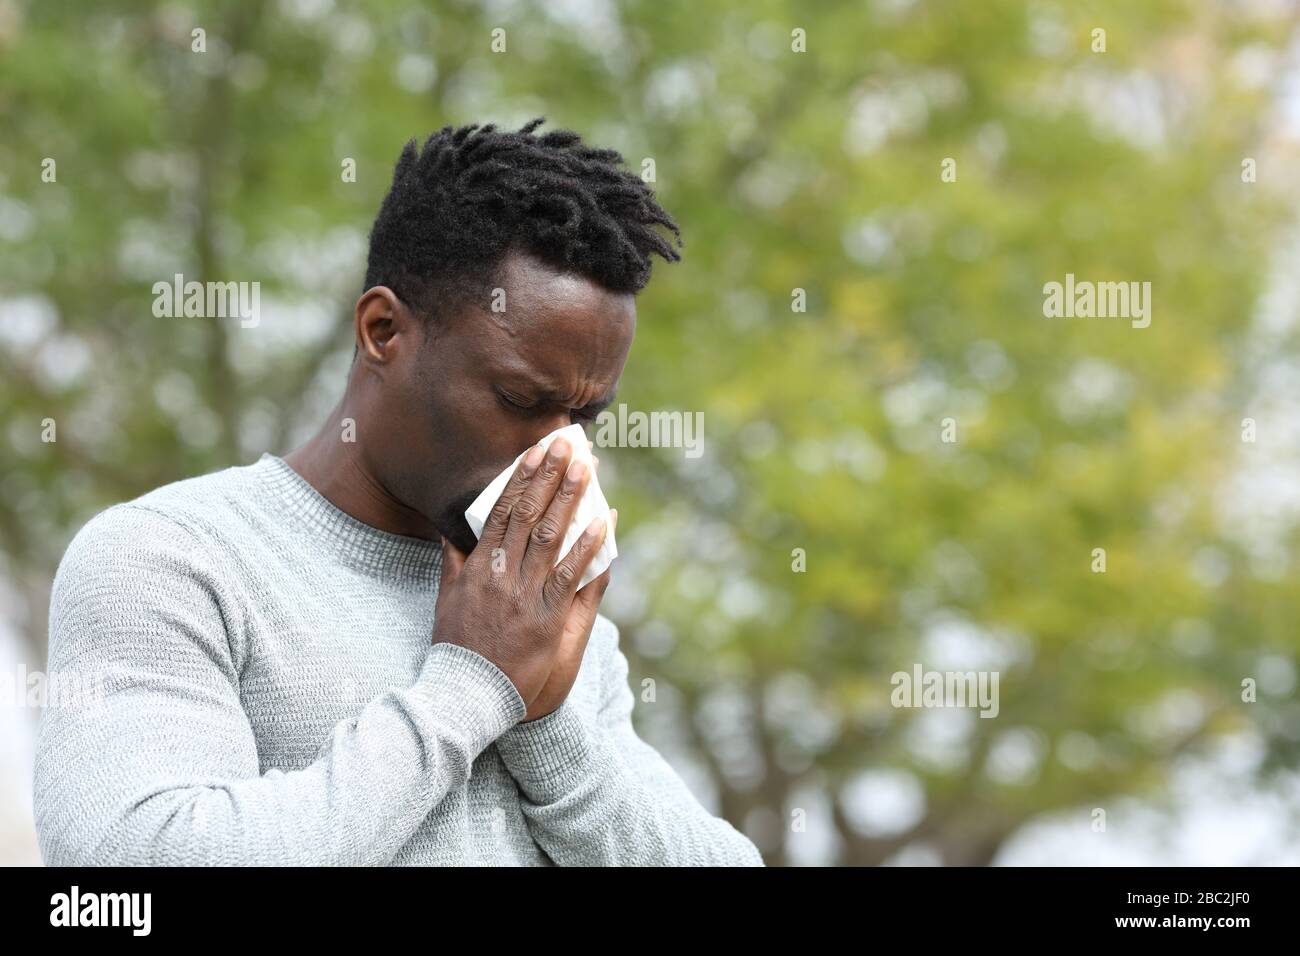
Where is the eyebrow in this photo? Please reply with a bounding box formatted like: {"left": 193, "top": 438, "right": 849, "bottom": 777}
{"left": 519, "top": 379, "right": 617, "bottom": 413}
{"left": 540, "top": 386, "right": 616, "bottom": 413}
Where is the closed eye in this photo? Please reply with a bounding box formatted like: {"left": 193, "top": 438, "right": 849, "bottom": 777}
{"left": 496, "top": 390, "right": 536, "bottom": 413}
{"left": 496, "top": 387, "right": 609, "bottom": 424}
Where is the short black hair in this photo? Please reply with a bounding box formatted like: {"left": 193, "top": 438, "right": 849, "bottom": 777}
{"left": 363, "top": 118, "right": 682, "bottom": 320}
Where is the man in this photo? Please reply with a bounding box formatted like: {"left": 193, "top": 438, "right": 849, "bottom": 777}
{"left": 33, "top": 119, "right": 764, "bottom": 866}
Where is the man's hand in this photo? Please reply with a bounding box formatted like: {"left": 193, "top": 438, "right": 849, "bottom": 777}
{"left": 432, "top": 436, "right": 611, "bottom": 721}
{"left": 523, "top": 506, "right": 616, "bottom": 721}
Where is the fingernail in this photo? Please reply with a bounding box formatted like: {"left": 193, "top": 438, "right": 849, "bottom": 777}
{"left": 585, "top": 514, "right": 606, "bottom": 536}
{"left": 610, "top": 508, "right": 618, "bottom": 530}
{"left": 566, "top": 459, "right": 587, "bottom": 484}
{"left": 522, "top": 444, "right": 545, "bottom": 471}
{"left": 550, "top": 437, "right": 571, "bottom": 460}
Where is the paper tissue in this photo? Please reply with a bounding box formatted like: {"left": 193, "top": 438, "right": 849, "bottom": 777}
{"left": 464, "top": 423, "right": 617, "bottom": 589}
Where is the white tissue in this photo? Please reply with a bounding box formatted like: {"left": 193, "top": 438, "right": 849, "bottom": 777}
{"left": 464, "top": 423, "right": 617, "bottom": 589}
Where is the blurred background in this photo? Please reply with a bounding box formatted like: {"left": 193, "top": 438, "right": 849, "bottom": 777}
{"left": 3, "top": 0, "right": 1300, "bottom": 866}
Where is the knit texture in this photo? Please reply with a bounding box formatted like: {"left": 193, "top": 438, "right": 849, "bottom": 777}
{"left": 32, "top": 454, "right": 764, "bottom": 866}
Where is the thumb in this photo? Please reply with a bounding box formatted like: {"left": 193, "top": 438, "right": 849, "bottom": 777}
{"left": 440, "top": 535, "right": 467, "bottom": 586}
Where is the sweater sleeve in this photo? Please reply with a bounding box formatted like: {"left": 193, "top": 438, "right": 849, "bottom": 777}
{"left": 32, "top": 505, "right": 525, "bottom": 866}
{"left": 493, "top": 617, "right": 765, "bottom": 866}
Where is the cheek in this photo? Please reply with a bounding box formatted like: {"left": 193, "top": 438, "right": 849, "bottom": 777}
{"left": 413, "top": 379, "right": 532, "bottom": 484}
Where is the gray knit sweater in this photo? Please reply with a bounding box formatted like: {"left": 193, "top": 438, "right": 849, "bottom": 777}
{"left": 32, "top": 454, "right": 763, "bottom": 866}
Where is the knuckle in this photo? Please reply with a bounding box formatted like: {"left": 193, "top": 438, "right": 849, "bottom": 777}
{"left": 540, "top": 584, "right": 563, "bottom": 614}
{"left": 512, "top": 497, "right": 542, "bottom": 524}
{"left": 488, "top": 497, "right": 513, "bottom": 525}
{"left": 552, "top": 561, "right": 577, "bottom": 589}
{"left": 530, "top": 519, "right": 562, "bottom": 547}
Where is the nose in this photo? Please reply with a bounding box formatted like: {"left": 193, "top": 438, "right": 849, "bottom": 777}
{"left": 533, "top": 411, "right": 576, "bottom": 443}
{"left": 524, "top": 414, "right": 584, "bottom": 463}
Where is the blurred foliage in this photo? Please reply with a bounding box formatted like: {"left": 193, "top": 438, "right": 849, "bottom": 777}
{"left": 2, "top": 0, "right": 1299, "bottom": 864}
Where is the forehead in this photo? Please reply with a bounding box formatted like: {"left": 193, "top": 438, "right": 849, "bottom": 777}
{"left": 456, "top": 251, "right": 636, "bottom": 389}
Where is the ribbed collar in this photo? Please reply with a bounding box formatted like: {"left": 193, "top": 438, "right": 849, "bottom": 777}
{"left": 252, "top": 453, "right": 445, "bottom": 582}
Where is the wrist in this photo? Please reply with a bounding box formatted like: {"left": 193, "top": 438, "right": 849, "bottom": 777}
{"left": 496, "top": 696, "right": 607, "bottom": 799}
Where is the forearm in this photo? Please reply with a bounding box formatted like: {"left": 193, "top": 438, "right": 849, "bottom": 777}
{"left": 35, "top": 642, "right": 524, "bottom": 866}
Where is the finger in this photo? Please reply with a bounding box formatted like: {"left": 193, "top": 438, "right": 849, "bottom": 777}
{"left": 440, "top": 536, "right": 468, "bottom": 586}
{"left": 555, "top": 575, "right": 608, "bottom": 668}
{"left": 476, "top": 442, "right": 546, "bottom": 553}
{"left": 544, "top": 513, "right": 607, "bottom": 609}
{"left": 572, "top": 564, "right": 612, "bottom": 616}
{"left": 435, "top": 537, "right": 469, "bottom": 621}
{"left": 593, "top": 455, "right": 599, "bottom": 473}
{"left": 503, "top": 436, "right": 573, "bottom": 559}
{"left": 521, "top": 456, "right": 590, "bottom": 581}
{"left": 576, "top": 513, "right": 616, "bottom": 609}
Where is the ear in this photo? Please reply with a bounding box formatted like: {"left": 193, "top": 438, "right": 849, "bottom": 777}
{"left": 354, "top": 287, "right": 414, "bottom": 366}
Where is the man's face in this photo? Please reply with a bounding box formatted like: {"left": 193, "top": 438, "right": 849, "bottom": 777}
{"left": 373, "top": 249, "right": 636, "bottom": 554}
